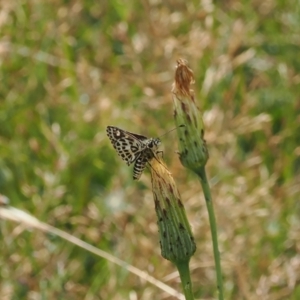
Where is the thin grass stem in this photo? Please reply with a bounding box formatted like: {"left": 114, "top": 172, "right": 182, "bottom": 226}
{"left": 196, "top": 167, "right": 224, "bottom": 300}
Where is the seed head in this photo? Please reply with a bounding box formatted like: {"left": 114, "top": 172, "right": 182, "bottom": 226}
{"left": 150, "top": 156, "right": 196, "bottom": 264}
{"left": 172, "top": 59, "right": 209, "bottom": 173}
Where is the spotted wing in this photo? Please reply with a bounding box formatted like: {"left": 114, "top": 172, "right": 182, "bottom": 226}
{"left": 106, "top": 126, "right": 147, "bottom": 165}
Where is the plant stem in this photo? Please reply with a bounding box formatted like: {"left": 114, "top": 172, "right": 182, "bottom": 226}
{"left": 196, "top": 166, "right": 224, "bottom": 300}
{"left": 176, "top": 261, "right": 194, "bottom": 300}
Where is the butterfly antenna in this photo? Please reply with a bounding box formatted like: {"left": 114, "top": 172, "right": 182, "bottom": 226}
{"left": 159, "top": 124, "right": 185, "bottom": 138}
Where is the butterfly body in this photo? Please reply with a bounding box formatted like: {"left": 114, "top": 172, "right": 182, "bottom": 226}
{"left": 106, "top": 126, "right": 161, "bottom": 180}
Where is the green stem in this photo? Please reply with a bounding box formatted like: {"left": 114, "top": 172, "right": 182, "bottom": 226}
{"left": 196, "top": 166, "right": 224, "bottom": 300}
{"left": 176, "top": 261, "right": 194, "bottom": 300}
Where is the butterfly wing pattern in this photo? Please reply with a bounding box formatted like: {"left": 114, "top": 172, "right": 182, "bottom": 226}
{"left": 106, "top": 126, "right": 161, "bottom": 180}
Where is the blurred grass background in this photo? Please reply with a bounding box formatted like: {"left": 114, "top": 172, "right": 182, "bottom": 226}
{"left": 0, "top": 0, "right": 300, "bottom": 299}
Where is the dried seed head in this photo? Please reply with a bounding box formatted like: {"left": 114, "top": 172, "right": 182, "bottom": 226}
{"left": 172, "top": 58, "right": 195, "bottom": 97}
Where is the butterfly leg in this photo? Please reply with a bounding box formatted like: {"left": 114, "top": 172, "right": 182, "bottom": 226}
{"left": 156, "top": 150, "right": 164, "bottom": 159}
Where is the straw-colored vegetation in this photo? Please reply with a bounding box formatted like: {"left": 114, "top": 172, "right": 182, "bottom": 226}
{"left": 1, "top": 0, "right": 300, "bottom": 299}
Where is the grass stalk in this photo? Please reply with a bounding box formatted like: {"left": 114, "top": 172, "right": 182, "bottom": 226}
{"left": 196, "top": 167, "right": 224, "bottom": 300}
{"left": 176, "top": 261, "right": 194, "bottom": 300}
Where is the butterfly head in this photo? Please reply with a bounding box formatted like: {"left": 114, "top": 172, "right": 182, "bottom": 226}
{"left": 146, "top": 138, "right": 161, "bottom": 150}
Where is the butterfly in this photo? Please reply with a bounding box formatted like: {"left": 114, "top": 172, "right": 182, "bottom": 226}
{"left": 106, "top": 126, "right": 161, "bottom": 180}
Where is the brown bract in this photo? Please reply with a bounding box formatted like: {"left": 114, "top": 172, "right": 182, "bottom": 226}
{"left": 150, "top": 157, "right": 179, "bottom": 208}
{"left": 172, "top": 59, "right": 195, "bottom": 98}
